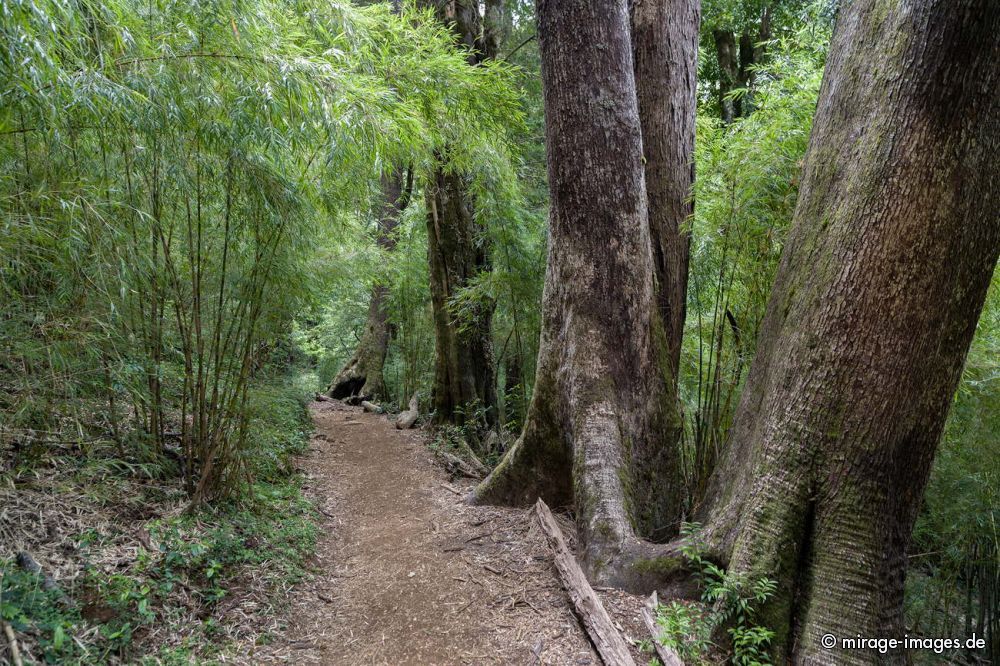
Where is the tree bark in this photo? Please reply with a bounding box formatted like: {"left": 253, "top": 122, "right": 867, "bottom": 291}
{"left": 713, "top": 29, "right": 739, "bottom": 124}
{"left": 329, "top": 172, "right": 409, "bottom": 401}
{"left": 713, "top": 4, "right": 769, "bottom": 123}
{"left": 420, "top": 0, "right": 501, "bottom": 436}
{"left": 694, "top": 2, "right": 1000, "bottom": 662}
{"left": 473, "top": 0, "right": 686, "bottom": 589}
{"left": 631, "top": 0, "right": 699, "bottom": 377}
{"left": 425, "top": 164, "right": 498, "bottom": 431}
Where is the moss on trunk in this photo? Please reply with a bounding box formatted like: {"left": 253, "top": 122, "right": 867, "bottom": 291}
{"left": 693, "top": 2, "right": 1000, "bottom": 661}
{"left": 329, "top": 173, "right": 408, "bottom": 402}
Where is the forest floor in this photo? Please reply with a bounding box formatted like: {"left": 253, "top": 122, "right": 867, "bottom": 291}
{"left": 243, "top": 399, "right": 652, "bottom": 665}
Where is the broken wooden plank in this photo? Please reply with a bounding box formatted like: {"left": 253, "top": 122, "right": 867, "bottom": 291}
{"left": 642, "top": 591, "right": 685, "bottom": 666}
{"left": 533, "top": 499, "right": 636, "bottom": 666}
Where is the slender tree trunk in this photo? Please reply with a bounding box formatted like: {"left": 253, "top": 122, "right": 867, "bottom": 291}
{"left": 692, "top": 2, "right": 1000, "bottom": 662}
{"left": 503, "top": 351, "right": 524, "bottom": 427}
{"left": 329, "top": 172, "right": 409, "bottom": 401}
{"left": 628, "top": 0, "right": 700, "bottom": 540}
{"left": 420, "top": 0, "right": 501, "bottom": 434}
{"left": 473, "top": 0, "right": 687, "bottom": 588}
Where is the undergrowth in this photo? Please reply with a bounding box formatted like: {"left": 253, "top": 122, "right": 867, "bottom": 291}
{"left": 0, "top": 373, "right": 318, "bottom": 664}
{"left": 647, "top": 524, "right": 776, "bottom": 666}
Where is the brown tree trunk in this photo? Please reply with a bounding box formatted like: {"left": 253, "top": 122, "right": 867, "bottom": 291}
{"left": 420, "top": 0, "right": 501, "bottom": 435}
{"left": 631, "top": 0, "right": 699, "bottom": 377}
{"left": 473, "top": 0, "right": 687, "bottom": 589}
{"left": 713, "top": 29, "right": 739, "bottom": 124}
{"left": 425, "top": 165, "right": 498, "bottom": 430}
{"left": 693, "top": 2, "right": 1000, "bottom": 662}
{"left": 714, "top": 4, "right": 769, "bottom": 123}
{"left": 329, "top": 172, "right": 410, "bottom": 401}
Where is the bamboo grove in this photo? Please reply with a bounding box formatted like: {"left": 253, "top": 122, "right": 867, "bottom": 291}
{"left": 1, "top": 0, "right": 522, "bottom": 503}
{"left": 1, "top": 0, "right": 997, "bottom": 663}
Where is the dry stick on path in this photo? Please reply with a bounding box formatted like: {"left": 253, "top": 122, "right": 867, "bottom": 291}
{"left": 641, "top": 592, "right": 684, "bottom": 666}
{"left": 2, "top": 620, "right": 24, "bottom": 666}
{"left": 534, "top": 499, "right": 637, "bottom": 666}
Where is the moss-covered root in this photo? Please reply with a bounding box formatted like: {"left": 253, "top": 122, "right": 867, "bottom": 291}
{"left": 592, "top": 538, "right": 694, "bottom": 594}
{"left": 470, "top": 423, "right": 572, "bottom": 509}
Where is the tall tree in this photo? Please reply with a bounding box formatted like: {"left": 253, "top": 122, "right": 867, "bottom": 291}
{"left": 329, "top": 171, "right": 412, "bottom": 401}
{"left": 420, "top": 0, "right": 507, "bottom": 434}
{"left": 710, "top": 1, "right": 772, "bottom": 123}
{"left": 632, "top": 0, "right": 700, "bottom": 376}
{"left": 473, "top": 0, "right": 695, "bottom": 587}
{"left": 689, "top": 1, "right": 1000, "bottom": 661}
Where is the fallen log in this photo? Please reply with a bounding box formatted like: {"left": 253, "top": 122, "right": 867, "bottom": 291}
{"left": 533, "top": 499, "right": 636, "bottom": 666}
{"left": 436, "top": 450, "right": 486, "bottom": 479}
{"left": 396, "top": 394, "right": 419, "bottom": 429}
{"left": 361, "top": 400, "right": 382, "bottom": 414}
{"left": 641, "top": 591, "right": 685, "bottom": 666}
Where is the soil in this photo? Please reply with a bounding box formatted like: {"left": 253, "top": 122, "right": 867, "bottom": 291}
{"left": 241, "top": 399, "right": 652, "bottom": 665}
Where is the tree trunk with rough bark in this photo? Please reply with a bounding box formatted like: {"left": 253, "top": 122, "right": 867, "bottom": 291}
{"left": 329, "top": 172, "right": 410, "bottom": 401}
{"left": 631, "top": 0, "right": 699, "bottom": 377}
{"left": 692, "top": 2, "right": 1000, "bottom": 662}
{"left": 419, "top": 0, "right": 503, "bottom": 435}
{"left": 473, "top": 0, "right": 687, "bottom": 589}
{"left": 425, "top": 165, "right": 498, "bottom": 430}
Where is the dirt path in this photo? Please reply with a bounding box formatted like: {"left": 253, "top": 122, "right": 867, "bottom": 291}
{"left": 243, "top": 400, "right": 648, "bottom": 665}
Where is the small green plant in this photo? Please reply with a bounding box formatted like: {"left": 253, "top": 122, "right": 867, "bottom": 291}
{"left": 653, "top": 523, "right": 777, "bottom": 665}
{"left": 1, "top": 564, "right": 83, "bottom": 663}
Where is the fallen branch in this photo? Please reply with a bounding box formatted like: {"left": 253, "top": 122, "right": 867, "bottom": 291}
{"left": 437, "top": 450, "right": 485, "bottom": 479}
{"left": 361, "top": 400, "right": 382, "bottom": 413}
{"left": 396, "top": 394, "right": 419, "bottom": 429}
{"left": 2, "top": 620, "right": 24, "bottom": 666}
{"left": 533, "top": 499, "right": 636, "bottom": 666}
{"left": 641, "top": 592, "right": 684, "bottom": 666}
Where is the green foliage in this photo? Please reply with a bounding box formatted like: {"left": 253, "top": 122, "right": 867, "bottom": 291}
{"left": 652, "top": 525, "right": 776, "bottom": 665}
{"left": 1, "top": 0, "right": 524, "bottom": 500}
{"left": 0, "top": 371, "right": 317, "bottom": 663}
{"left": 1, "top": 565, "right": 81, "bottom": 663}
{"left": 681, "top": 19, "right": 829, "bottom": 506}
{"left": 906, "top": 276, "right": 999, "bottom": 664}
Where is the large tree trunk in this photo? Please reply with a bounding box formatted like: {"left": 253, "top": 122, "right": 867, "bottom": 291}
{"left": 692, "top": 2, "right": 1000, "bottom": 662}
{"left": 420, "top": 0, "right": 503, "bottom": 435}
{"left": 329, "top": 172, "right": 410, "bottom": 401}
{"left": 425, "top": 165, "right": 498, "bottom": 430}
{"left": 631, "top": 0, "right": 699, "bottom": 377}
{"left": 473, "top": 0, "right": 687, "bottom": 589}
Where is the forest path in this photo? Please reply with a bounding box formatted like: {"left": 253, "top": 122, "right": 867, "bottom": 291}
{"left": 247, "top": 399, "right": 622, "bottom": 665}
